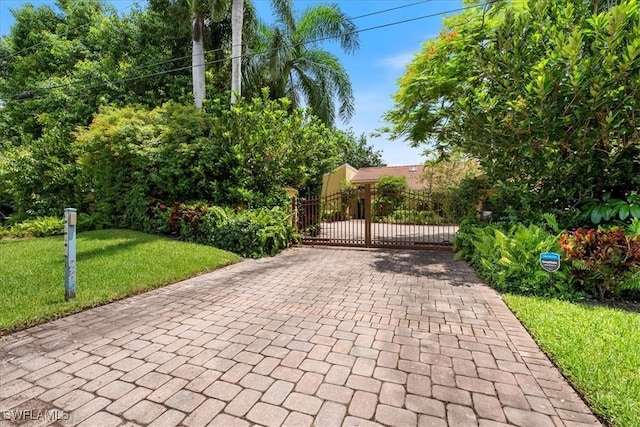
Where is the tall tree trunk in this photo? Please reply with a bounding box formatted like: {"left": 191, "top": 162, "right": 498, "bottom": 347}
{"left": 192, "top": 13, "right": 206, "bottom": 109}
{"left": 230, "top": 0, "right": 244, "bottom": 104}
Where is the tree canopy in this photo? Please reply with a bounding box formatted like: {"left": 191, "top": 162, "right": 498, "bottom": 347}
{"left": 334, "top": 130, "right": 385, "bottom": 169}
{"left": 385, "top": 0, "right": 640, "bottom": 220}
{"left": 0, "top": 0, "right": 193, "bottom": 144}
{"left": 0, "top": 0, "right": 364, "bottom": 220}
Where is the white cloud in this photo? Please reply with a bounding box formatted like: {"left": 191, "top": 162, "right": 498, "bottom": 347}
{"left": 379, "top": 52, "right": 414, "bottom": 70}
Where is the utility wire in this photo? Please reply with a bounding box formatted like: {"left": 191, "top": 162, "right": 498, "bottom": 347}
{"left": 350, "top": 0, "right": 435, "bottom": 20}
{"left": 2, "top": 0, "right": 437, "bottom": 86}
{"left": 0, "top": 0, "right": 145, "bottom": 62}
{"left": 8, "top": 2, "right": 492, "bottom": 100}
{"left": 1, "top": 0, "right": 433, "bottom": 67}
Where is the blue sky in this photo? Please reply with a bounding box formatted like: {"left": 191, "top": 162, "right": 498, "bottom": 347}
{"left": 0, "top": 0, "right": 461, "bottom": 165}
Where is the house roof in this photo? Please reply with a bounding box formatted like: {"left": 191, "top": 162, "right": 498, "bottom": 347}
{"left": 351, "top": 165, "right": 426, "bottom": 190}
{"left": 322, "top": 163, "right": 358, "bottom": 177}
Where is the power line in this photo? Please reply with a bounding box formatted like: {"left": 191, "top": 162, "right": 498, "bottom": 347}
{"left": 350, "top": 0, "right": 435, "bottom": 20}
{"left": 100, "top": 0, "right": 438, "bottom": 76}
{"left": 0, "top": 0, "right": 145, "bottom": 62}
{"left": 8, "top": 2, "right": 492, "bottom": 100}
{"left": 2, "top": 0, "right": 436, "bottom": 86}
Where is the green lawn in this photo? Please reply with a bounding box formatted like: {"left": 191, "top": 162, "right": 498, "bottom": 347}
{"left": 504, "top": 295, "right": 640, "bottom": 427}
{"left": 0, "top": 229, "right": 241, "bottom": 333}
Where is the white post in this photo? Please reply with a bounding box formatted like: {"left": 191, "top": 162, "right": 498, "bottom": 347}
{"left": 64, "top": 208, "right": 77, "bottom": 301}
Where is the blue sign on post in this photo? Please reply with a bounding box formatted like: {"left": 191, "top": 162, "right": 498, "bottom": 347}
{"left": 540, "top": 252, "right": 561, "bottom": 273}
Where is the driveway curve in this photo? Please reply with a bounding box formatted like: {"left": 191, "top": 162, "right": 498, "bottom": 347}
{"left": 0, "top": 247, "right": 600, "bottom": 426}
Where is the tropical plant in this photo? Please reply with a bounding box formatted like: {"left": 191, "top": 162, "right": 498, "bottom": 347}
{"left": 7, "top": 216, "right": 65, "bottom": 238}
{"left": 146, "top": 200, "right": 296, "bottom": 258}
{"left": 246, "top": 0, "right": 359, "bottom": 127}
{"left": 559, "top": 227, "right": 640, "bottom": 299}
{"left": 580, "top": 192, "right": 640, "bottom": 225}
{"left": 455, "top": 218, "right": 577, "bottom": 298}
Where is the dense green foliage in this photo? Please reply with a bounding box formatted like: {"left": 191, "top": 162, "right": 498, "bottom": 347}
{"left": 560, "top": 227, "right": 640, "bottom": 299}
{"left": 580, "top": 192, "right": 640, "bottom": 225}
{"left": 382, "top": 209, "right": 445, "bottom": 225}
{"left": 75, "top": 97, "right": 340, "bottom": 226}
{"left": 0, "top": 0, "right": 364, "bottom": 224}
{"left": 0, "top": 0, "right": 192, "bottom": 142}
{"left": 373, "top": 175, "right": 409, "bottom": 218}
{"left": 505, "top": 295, "right": 640, "bottom": 427}
{"left": 2, "top": 217, "right": 64, "bottom": 238}
{"left": 335, "top": 130, "right": 385, "bottom": 169}
{"left": 455, "top": 216, "right": 640, "bottom": 300}
{"left": 0, "top": 229, "right": 240, "bottom": 332}
{"left": 145, "top": 200, "right": 296, "bottom": 258}
{"left": 386, "top": 0, "right": 640, "bottom": 222}
{"left": 454, "top": 217, "right": 578, "bottom": 298}
{"left": 0, "top": 0, "right": 192, "bottom": 219}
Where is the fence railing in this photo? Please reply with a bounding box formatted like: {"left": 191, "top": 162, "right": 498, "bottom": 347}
{"left": 296, "top": 184, "right": 457, "bottom": 249}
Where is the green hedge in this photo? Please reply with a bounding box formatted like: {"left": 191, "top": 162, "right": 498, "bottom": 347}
{"left": 144, "top": 201, "right": 297, "bottom": 258}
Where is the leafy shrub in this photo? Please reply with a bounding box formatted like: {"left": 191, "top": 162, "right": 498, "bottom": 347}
{"left": 0, "top": 125, "right": 81, "bottom": 220}
{"left": 374, "top": 176, "right": 409, "bottom": 218}
{"left": 77, "top": 212, "right": 112, "bottom": 231}
{"left": 322, "top": 210, "right": 347, "bottom": 222}
{"left": 210, "top": 207, "right": 296, "bottom": 258}
{"left": 144, "top": 200, "right": 296, "bottom": 258}
{"left": 445, "top": 175, "right": 488, "bottom": 221}
{"left": 455, "top": 217, "right": 577, "bottom": 298}
{"left": 75, "top": 98, "right": 343, "bottom": 224}
{"left": 580, "top": 192, "right": 640, "bottom": 225}
{"left": 559, "top": 227, "right": 640, "bottom": 299}
{"left": 8, "top": 217, "right": 65, "bottom": 238}
{"left": 385, "top": 209, "right": 445, "bottom": 225}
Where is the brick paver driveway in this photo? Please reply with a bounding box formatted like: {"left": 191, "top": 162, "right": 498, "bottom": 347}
{"left": 0, "top": 247, "right": 600, "bottom": 427}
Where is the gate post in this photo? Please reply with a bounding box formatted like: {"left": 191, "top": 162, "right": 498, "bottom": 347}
{"left": 286, "top": 188, "right": 299, "bottom": 231}
{"left": 364, "top": 184, "right": 372, "bottom": 248}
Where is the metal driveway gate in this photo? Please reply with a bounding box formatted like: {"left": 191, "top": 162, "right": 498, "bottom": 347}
{"left": 296, "top": 184, "right": 457, "bottom": 250}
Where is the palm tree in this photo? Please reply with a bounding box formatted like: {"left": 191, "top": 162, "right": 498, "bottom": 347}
{"left": 187, "top": 0, "right": 255, "bottom": 109}
{"left": 231, "top": 0, "right": 243, "bottom": 103}
{"left": 187, "top": 0, "right": 212, "bottom": 109}
{"left": 246, "top": 0, "right": 359, "bottom": 127}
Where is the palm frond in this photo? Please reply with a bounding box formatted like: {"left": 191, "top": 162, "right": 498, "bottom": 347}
{"left": 297, "top": 49, "right": 354, "bottom": 124}
{"left": 242, "top": 0, "right": 357, "bottom": 126}
{"left": 270, "top": 0, "right": 296, "bottom": 33}
{"left": 296, "top": 4, "right": 359, "bottom": 53}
